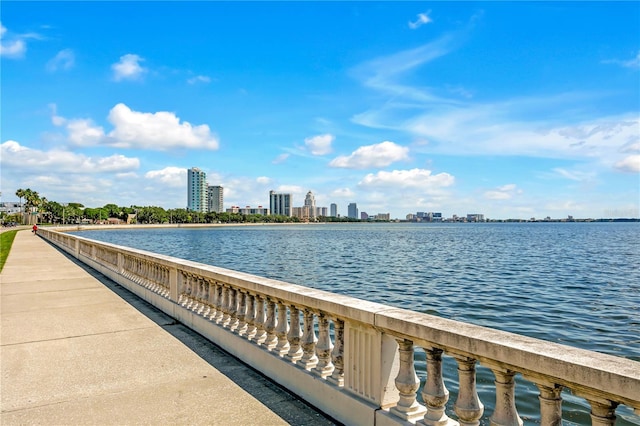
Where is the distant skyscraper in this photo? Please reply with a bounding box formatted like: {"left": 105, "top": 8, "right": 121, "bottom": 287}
{"left": 269, "top": 190, "right": 292, "bottom": 216}
{"left": 208, "top": 185, "right": 224, "bottom": 213}
{"left": 304, "top": 191, "right": 316, "bottom": 220}
{"left": 187, "top": 167, "right": 208, "bottom": 213}
{"left": 348, "top": 202, "right": 358, "bottom": 219}
{"left": 330, "top": 203, "right": 337, "bottom": 217}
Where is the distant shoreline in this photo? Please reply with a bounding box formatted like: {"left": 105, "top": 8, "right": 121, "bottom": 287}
{"left": 45, "top": 218, "right": 640, "bottom": 233}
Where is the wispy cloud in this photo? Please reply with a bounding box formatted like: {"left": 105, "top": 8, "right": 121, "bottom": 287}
{"left": 187, "top": 75, "right": 211, "bottom": 84}
{"left": 329, "top": 141, "right": 409, "bottom": 169}
{"left": 408, "top": 11, "right": 432, "bottom": 30}
{"left": 602, "top": 50, "right": 640, "bottom": 69}
{"left": 484, "top": 184, "right": 522, "bottom": 200}
{"left": 111, "top": 54, "right": 147, "bottom": 81}
{"left": 272, "top": 153, "right": 290, "bottom": 164}
{"left": 46, "top": 49, "right": 75, "bottom": 72}
{"left": 305, "top": 134, "right": 334, "bottom": 156}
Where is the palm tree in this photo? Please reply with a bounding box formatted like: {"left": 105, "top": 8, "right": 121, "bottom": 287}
{"left": 15, "top": 189, "right": 26, "bottom": 224}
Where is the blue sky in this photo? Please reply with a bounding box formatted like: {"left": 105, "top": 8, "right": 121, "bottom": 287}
{"left": 1, "top": 1, "right": 638, "bottom": 220}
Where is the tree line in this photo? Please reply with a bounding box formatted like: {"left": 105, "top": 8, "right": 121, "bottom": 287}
{"left": 3, "top": 188, "right": 362, "bottom": 225}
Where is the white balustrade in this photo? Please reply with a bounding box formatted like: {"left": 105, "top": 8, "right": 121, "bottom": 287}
{"left": 38, "top": 228, "right": 640, "bottom": 426}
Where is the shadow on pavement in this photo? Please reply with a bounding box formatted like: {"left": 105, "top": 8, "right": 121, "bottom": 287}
{"left": 49, "top": 242, "right": 341, "bottom": 426}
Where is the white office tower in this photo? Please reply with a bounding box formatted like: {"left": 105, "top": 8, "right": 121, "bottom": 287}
{"left": 269, "top": 190, "right": 292, "bottom": 216}
{"left": 208, "top": 185, "right": 224, "bottom": 213}
{"left": 304, "top": 191, "right": 316, "bottom": 220}
{"left": 187, "top": 167, "right": 208, "bottom": 212}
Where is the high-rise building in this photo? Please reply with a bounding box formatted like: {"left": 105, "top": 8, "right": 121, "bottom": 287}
{"left": 187, "top": 167, "right": 208, "bottom": 212}
{"left": 348, "top": 202, "right": 358, "bottom": 219}
{"left": 208, "top": 185, "right": 224, "bottom": 213}
{"left": 330, "top": 203, "right": 337, "bottom": 217}
{"left": 269, "top": 190, "right": 292, "bottom": 216}
{"left": 304, "top": 191, "right": 316, "bottom": 220}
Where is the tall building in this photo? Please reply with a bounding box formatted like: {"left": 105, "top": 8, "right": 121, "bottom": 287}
{"left": 269, "top": 190, "right": 292, "bottom": 216}
{"left": 348, "top": 202, "right": 358, "bottom": 219}
{"left": 187, "top": 167, "right": 208, "bottom": 212}
{"left": 208, "top": 185, "right": 224, "bottom": 213}
{"left": 330, "top": 203, "right": 337, "bottom": 217}
{"left": 304, "top": 191, "right": 316, "bottom": 220}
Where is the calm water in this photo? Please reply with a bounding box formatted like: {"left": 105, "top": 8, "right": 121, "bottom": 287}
{"left": 74, "top": 222, "right": 640, "bottom": 424}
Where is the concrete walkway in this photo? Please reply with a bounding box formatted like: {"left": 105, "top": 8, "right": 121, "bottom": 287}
{"left": 1, "top": 230, "right": 336, "bottom": 425}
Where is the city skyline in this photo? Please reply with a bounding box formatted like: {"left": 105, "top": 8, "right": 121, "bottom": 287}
{"left": 1, "top": 2, "right": 639, "bottom": 220}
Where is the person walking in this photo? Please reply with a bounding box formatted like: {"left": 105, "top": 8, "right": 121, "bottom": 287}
{"left": 32, "top": 224, "right": 38, "bottom": 234}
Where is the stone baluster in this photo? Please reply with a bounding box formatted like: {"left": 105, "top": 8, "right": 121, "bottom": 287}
{"left": 181, "top": 274, "right": 192, "bottom": 307}
{"left": 573, "top": 392, "right": 619, "bottom": 426}
{"left": 236, "top": 291, "right": 248, "bottom": 336}
{"left": 489, "top": 367, "right": 523, "bottom": 426}
{"left": 253, "top": 295, "right": 267, "bottom": 345}
{"left": 263, "top": 298, "right": 278, "bottom": 350}
{"left": 314, "top": 313, "right": 335, "bottom": 378}
{"left": 213, "top": 283, "right": 225, "bottom": 324}
{"left": 327, "top": 318, "right": 344, "bottom": 387}
{"left": 533, "top": 381, "right": 563, "bottom": 426}
{"left": 286, "top": 305, "right": 303, "bottom": 362}
{"left": 245, "top": 293, "right": 257, "bottom": 340}
{"left": 197, "top": 279, "right": 208, "bottom": 315}
{"left": 390, "top": 339, "right": 427, "bottom": 422}
{"left": 588, "top": 400, "right": 619, "bottom": 426}
{"left": 220, "top": 286, "right": 231, "bottom": 327}
{"left": 187, "top": 274, "right": 196, "bottom": 310}
{"left": 453, "top": 356, "right": 484, "bottom": 426}
{"left": 275, "top": 302, "right": 290, "bottom": 356}
{"left": 297, "top": 309, "right": 318, "bottom": 370}
{"left": 420, "top": 347, "right": 457, "bottom": 426}
{"left": 228, "top": 288, "right": 239, "bottom": 331}
{"left": 205, "top": 280, "right": 216, "bottom": 320}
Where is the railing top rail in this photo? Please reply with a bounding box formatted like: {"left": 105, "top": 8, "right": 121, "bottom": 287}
{"left": 42, "top": 228, "right": 640, "bottom": 410}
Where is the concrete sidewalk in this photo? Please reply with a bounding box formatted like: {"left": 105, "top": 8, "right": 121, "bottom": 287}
{"left": 1, "top": 230, "right": 335, "bottom": 425}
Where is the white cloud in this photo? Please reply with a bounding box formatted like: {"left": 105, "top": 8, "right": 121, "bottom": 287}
{"left": 408, "top": 11, "right": 433, "bottom": 30}
{"left": 49, "top": 103, "right": 67, "bottom": 126}
{"left": 107, "top": 103, "right": 219, "bottom": 150}
{"left": 305, "top": 134, "right": 334, "bottom": 156}
{"left": 67, "top": 118, "right": 105, "bottom": 146}
{"left": 329, "top": 141, "right": 409, "bottom": 169}
{"left": 256, "top": 176, "right": 272, "bottom": 185}
{"left": 111, "top": 54, "right": 146, "bottom": 81}
{"left": 187, "top": 75, "right": 211, "bottom": 84}
{"left": 144, "top": 167, "right": 186, "bottom": 188}
{"left": 359, "top": 168, "right": 454, "bottom": 189}
{"left": 484, "top": 184, "right": 522, "bottom": 200}
{"left": 53, "top": 103, "right": 219, "bottom": 150}
{"left": 46, "top": 49, "right": 75, "bottom": 72}
{"left": 0, "top": 23, "right": 26, "bottom": 58}
{"left": 614, "top": 155, "right": 640, "bottom": 173}
{"left": 0, "top": 140, "right": 139, "bottom": 172}
{"left": 330, "top": 188, "right": 355, "bottom": 198}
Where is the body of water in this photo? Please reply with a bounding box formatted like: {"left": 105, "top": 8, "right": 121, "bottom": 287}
{"left": 74, "top": 222, "right": 640, "bottom": 424}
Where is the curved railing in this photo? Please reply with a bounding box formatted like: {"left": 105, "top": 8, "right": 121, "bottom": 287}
{"left": 39, "top": 228, "right": 640, "bottom": 426}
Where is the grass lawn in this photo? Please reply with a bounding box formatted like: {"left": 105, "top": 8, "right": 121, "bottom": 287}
{"left": 0, "top": 230, "right": 18, "bottom": 273}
